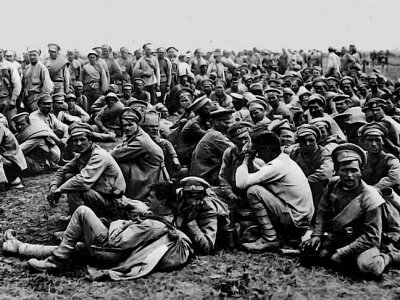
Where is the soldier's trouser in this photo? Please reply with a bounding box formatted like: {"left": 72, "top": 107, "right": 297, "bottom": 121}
{"left": 247, "top": 185, "right": 298, "bottom": 242}
{"left": 21, "top": 139, "right": 61, "bottom": 163}
{"left": 145, "top": 84, "right": 157, "bottom": 105}
{"left": 0, "top": 158, "right": 21, "bottom": 184}
{"left": 0, "top": 96, "right": 16, "bottom": 128}
{"left": 356, "top": 247, "right": 390, "bottom": 277}
{"left": 83, "top": 88, "right": 101, "bottom": 111}
{"left": 67, "top": 189, "right": 116, "bottom": 218}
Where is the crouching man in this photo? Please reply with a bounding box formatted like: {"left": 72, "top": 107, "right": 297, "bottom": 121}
{"left": 235, "top": 131, "right": 314, "bottom": 252}
{"left": 301, "top": 143, "right": 400, "bottom": 278}
{"left": 48, "top": 122, "right": 127, "bottom": 219}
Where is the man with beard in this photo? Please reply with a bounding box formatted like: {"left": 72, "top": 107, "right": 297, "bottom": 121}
{"left": 110, "top": 108, "right": 165, "bottom": 200}
{"left": 23, "top": 48, "right": 54, "bottom": 112}
{"left": 190, "top": 108, "right": 234, "bottom": 186}
{"left": 358, "top": 122, "right": 400, "bottom": 192}
{"left": 44, "top": 44, "right": 70, "bottom": 94}
{"left": 290, "top": 124, "right": 334, "bottom": 211}
{"left": 132, "top": 78, "right": 151, "bottom": 103}
{"left": 47, "top": 122, "right": 126, "bottom": 218}
{"left": 119, "top": 83, "right": 136, "bottom": 106}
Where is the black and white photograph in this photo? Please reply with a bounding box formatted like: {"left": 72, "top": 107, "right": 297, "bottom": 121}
{"left": 1, "top": 0, "right": 400, "bottom": 298}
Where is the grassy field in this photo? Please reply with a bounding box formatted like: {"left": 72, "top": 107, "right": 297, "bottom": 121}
{"left": 2, "top": 174, "right": 400, "bottom": 299}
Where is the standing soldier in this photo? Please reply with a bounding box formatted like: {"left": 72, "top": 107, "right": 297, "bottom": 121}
{"left": 23, "top": 48, "right": 54, "bottom": 112}
{"left": 43, "top": 44, "right": 70, "bottom": 94}
{"left": 0, "top": 49, "right": 21, "bottom": 127}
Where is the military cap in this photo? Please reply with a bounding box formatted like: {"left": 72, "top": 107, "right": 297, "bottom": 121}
{"left": 201, "top": 78, "right": 213, "bottom": 86}
{"left": 364, "top": 97, "right": 387, "bottom": 110}
{"left": 120, "top": 107, "right": 142, "bottom": 123}
{"left": 265, "top": 88, "right": 282, "bottom": 96}
{"left": 249, "top": 82, "right": 264, "bottom": 92}
{"left": 309, "top": 117, "right": 331, "bottom": 131}
{"left": 68, "top": 122, "right": 93, "bottom": 137}
{"left": 52, "top": 92, "right": 66, "bottom": 102}
{"left": 154, "top": 102, "right": 168, "bottom": 113}
{"left": 120, "top": 46, "right": 130, "bottom": 53}
{"left": 133, "top": 78, "right": 145, "bottom": 85}
{"left": 73, "top": 81, "right": 83, "bottom": 88}
{"left": 268, "top": 119, "right": 293, "bottom": 133}
{"left": 247, "top": 99, "right": 268, "bottom": 111}
{"left": 297, "top": 124, "right": 321, "bottom": 141}
{"left": 210, "top": 108, "right": 234, "bottom": 120}
{"left": 101, "top": 44, "right": 112, "bottom": 51}
{"left": 166, "top": 46, "right": 178, "bottom": 52}
{"left": 282, "top": 74, "right": 293, "bottom": 81}
{"left": 65, "top": 93, "right": 77, "bottom": 101}
{"left": 332, "top": 143, "right": 367, "bottom": 165}
{"left": 181, "top": 176, "right": 210, "bottom": 191}
{"left": 243, "top": 92, "right": 256, "bottom": 103}
{"left": 243, "top": 74, "right": 254, "bottom": 82}
{"left": 28, "top": 47, "right": 41, "bottom": 55}
{"left": 177, "top": 88, "right": 194, "bottom": 98}
{"left": 48, "top": 43, "right": 61, "bottom": 52}
{"left": 308, "top": 93, "right": 326, "bottom": 106}
{"left": 230, "top": 92, "right": 244, "bottom": 100}
{"left": 36, "top": 94, "right": 52, "bottom": 105}
{"left": 340, "top": 76, "right": 354, "bottom": 87}
{"left": 215, "top": 79, "right": 226, "bottom": 88}
{"left": 283, "top": 88, "right": 294, "bottom": 95}
{"left": 129, "top": 99, "right": 149, "bottom": 110}
{"left": 122, "top": 83, "right": 133, "bottom": 90}
{"left": 312, "top": 77, "right": 328, "bottom": 87}
{"left": 327, "top": 77, "right": 340, "bottom": 84}
{"left": 108, "top": 84, "right": 120, "bottom": 94}
{"left": 230, "top": 76, "right": 239, "bottom": 82}
{"left": 87, "top": 51, "right": 99, "bottom": 58}
{"left": 298, "top": 90, "right": 312, "bottom": 99}
{"left": 188, "top": 95, "right": 212, "bottom": 113}
{"left": 104, "top": 92, "right": 119, "bottom": 101}
{"left": 199, "top": 61, "right": 208, "bottom": 67}
{"left": 358, "top": 122, "right": 388, "bottom": 138}
{"left": 227, "top": 121, "right": 252, "bottom": 139}
{"left": 142, "top": 110, "right": 160, "bottom": 126}
{"left": 11, "top": 112, "right": 29, "bottom": 123}
{"left": 367, "top": 73, "right": 378, "bottom": 80}
{"left": 331, "top": 94, "right": 351, "bottom": 103}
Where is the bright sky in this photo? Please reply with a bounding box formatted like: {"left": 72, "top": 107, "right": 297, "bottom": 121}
{"left": 5, "top": 0, "right": 400, "bottom": 56}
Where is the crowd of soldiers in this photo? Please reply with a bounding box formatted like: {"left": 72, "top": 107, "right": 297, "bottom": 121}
{"left": 2, "top": 43, "right": 400, "bottom": 280}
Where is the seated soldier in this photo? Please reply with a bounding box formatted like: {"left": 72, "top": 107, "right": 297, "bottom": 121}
{"left": 3, "top": 182, "right": 193, "bottom": 277}
{"left": 310, "top": 117, "right": 344, "bottom": 154}
{"left": 290, "top": 124, "right": 333, "bottom": 210}
{"left": 219, "top": 122, "right": 252, "bottom": 211}
{"left": 265, "top": 88, "right": 293, "bottom": 123}
{"left": 140, "top": 110, "right": 181, "bottom": 179}
{"left": 236, "top": 131, "right": 314, "bottom": 252}
{"left": 65, "top": 93, "right": 90, "bottom": 123}
{"left": 73, "top": 81, "right": 89, "bottom": 112}
{"left": 110, "top": 108, "right": 165, "bottom": 200}
{"left": 94, "top": 92, "right": 125, "bottom": 137}
{"left": 178, "top": 95, "right": 212, "bottom": 166}
{"left": 12, "top": 112, "right": 61, "bottom": 175}
{"left": 358, "top": 122, "right": 400, "bottom": 192}
{"left": 52, "top": 92, "right": 81, "bottom": 125}
{"left": 231, "top": 92, "right": 251, "bottom": 123}
{"left": 120, "top": 83, "right": 137, "bottom": 106}
{"left": 29, "top": 94, "right": 69, "bottom": 149}
{"left": 0, "top": 122, "right": 27, "bottom": 191}
{"left": 48, "top": 122, "right": 127, "bottom": 219}
{"left": 247, "top": 98, "right": 271, "bottom": 126}
{"left": 268, "top": 119, "right": 296, "bottom": 154}
{"left": 174, "top": 177, "right": 230, "bottom": 254}
{"left": 301, "top": 143, "right": 400, "bottom": 278}
{"left": 190, "top": 108, "right": 234, "bottom": 186}
{"left": 132, "top": 78, "right": 151, "bottom": 103}
{"left": 90, "top": 84, "right": 120, "bottom": 115}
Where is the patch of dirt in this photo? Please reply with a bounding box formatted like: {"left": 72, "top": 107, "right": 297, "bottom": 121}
{"left": 1, "top": 173, "right": 400, "bottom": 299}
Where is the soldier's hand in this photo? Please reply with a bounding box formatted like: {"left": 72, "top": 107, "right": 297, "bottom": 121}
{"left": 300, "top": 236, "right": 321, "bottom": 252}
{"left": 47, "top": 188, "right": 61, "bottom": 207}
{"left": 331, "top": 252, "right": 343, "bottom": 264}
